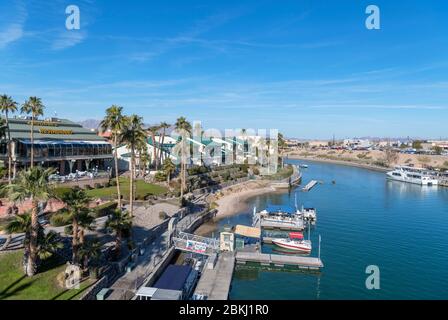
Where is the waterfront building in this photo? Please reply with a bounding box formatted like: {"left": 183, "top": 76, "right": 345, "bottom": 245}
{"left": 0, "top": 116, "right": 113, "bottom": 177}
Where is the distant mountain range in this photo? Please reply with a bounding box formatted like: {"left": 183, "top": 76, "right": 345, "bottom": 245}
{"left": 78, "top": 119, "right": 101, "bottom": 130}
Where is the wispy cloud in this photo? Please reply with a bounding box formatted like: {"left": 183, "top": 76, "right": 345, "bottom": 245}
{"left": 51, "top": 30, "right": 87, "bottom": 50}
{"left": 0, "top": 0, "right": 27, "bottom": 49}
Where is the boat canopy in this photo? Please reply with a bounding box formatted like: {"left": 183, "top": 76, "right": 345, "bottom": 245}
{"left": 289, "top": 232, "right": 304, "bottom": 240}
{"left": 266, "top": 205, "right": 296, "bottom": 215}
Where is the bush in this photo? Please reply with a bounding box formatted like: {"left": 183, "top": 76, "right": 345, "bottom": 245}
{"left": 50, "top": 209, "right": 72, "bottom": 227}
{"left": 110, "top": 180, "right": 117, "bottom": 186}
{"left": 94, "top": 183, "right": 103, "bottom": 189}
{"left": 93, "top": 201, "right": 118, "bottom": 218}
{"left": 53, "top": 187, "right": 72, "bottom": 199}
{"left": 159, "top": 211, "right": 168, "bottom": 220}
{"left": 83, "top": 184, "right": 93, "bottom": 190}
{"left": 155, "top": 171, "right": 167, "bottom": 182}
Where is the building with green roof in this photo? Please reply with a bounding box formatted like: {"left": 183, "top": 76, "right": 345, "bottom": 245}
{"left": 0, "top": 116, "right": 112, "bottom": 176}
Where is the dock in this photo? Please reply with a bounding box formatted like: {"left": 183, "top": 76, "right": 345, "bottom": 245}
{"left": 236, "top": 252, "right": 323, "bottom": 270}
{"left": 260, "top": 219, "right": 304, "bottom": 231}
{"left": 193, "top": 252, "right": 235, "bottom": 300}
{"left": 302, "top": 180, "right": 318, "bottom": 191}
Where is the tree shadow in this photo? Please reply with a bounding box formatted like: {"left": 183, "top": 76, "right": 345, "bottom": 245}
{"left": 0, "top": 279, "right": 36, "bottom": 300}
{"left": 0, "top": 274, "right": 28, "bottom": 298}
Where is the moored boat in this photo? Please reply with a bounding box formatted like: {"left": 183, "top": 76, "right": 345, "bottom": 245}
{"left": 271, "top": 232, "right": 312, "bottom": 253}
{"left": 386, "top": 166, "right": 438, "bottom": 186}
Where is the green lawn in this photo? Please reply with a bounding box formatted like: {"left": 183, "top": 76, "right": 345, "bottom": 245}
{"left": 86, "top": 178, "right": 167, "bottom": 200}
{"left": 0, "top": 251, "right": 93, "bottom": 300}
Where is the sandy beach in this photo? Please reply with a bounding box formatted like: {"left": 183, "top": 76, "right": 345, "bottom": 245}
{"left": 194, "top": 180, "right": 280, "bottom": 236}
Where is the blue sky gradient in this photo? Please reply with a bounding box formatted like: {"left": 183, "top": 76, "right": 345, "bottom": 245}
{"left": 1, "top": 0, "right": 447, "bottom": 139}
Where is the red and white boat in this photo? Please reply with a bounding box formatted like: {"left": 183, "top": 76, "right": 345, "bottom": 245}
{"left": 271, "top": 232, "right": 312, "bottom": 253}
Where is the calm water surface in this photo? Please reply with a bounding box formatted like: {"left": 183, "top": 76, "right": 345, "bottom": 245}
{"left": 211, "top": 159, "right": 448, "bottom": 299}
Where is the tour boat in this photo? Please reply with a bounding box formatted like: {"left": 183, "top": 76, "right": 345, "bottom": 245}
{"left": 300, "top": 207, "right": 317, "bottom": 223}
{"left": 271, "top": 232, "right": 312, "bottom": 253}
{"left": 386, "top": 166, "right": 438, "bottom": 186}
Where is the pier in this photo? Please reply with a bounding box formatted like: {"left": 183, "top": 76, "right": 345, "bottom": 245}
{"left": 193, "top": 252, "right": 235, "bottom": 300}
{"left": 302, "top": 180, "right": 318, "bottom": 191}
{"left": 236, "top": 252, "right": 323, "bottom": 270}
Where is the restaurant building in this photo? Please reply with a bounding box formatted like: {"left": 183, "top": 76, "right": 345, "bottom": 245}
{"left": 0, "top": 117, "right": 113, "bottom": 177}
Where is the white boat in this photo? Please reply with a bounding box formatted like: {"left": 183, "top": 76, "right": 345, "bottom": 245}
{"left": 299, "top": 164, "right": 308, "bottom": 169}
{"left": 257, "top": 207, "right": 304, "bottom": 229}
{"left": 386, "top": 166, "right": 438, "bottom": 186}
{"left": 272, "top": 232, "right": 312, "bottom": 253}
{"left": 300, "top": 207, "right": 317, "bottom": 223}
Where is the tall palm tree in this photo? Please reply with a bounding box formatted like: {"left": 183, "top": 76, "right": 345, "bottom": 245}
{"left": 6, "top": 167, "right": 55, "bottom": 276}
{"left": 162, "top": 158, "right": 175, "bottom": 184}
{"left": 21, "top": 97, "right": 45, "bottom": 169}
{"left": 147, "top": 125, "right": 160, "bottom": 170}
{"left": 5, "top": 212, "right": 32, "bottom": 273}
{"left": 105, "top": 209, "right": 132, "bottom": 259}
{"left": 77, "top": 210, "right": 96, "bottom": 246}
{"left": 61, "top": 188, "right": 92, "bottom": 264}
{"left": 0, "top": 94, "right": 18, "bottom": 183}
{"left": 174, "top": 117, "right": 192, "bottom": 199}
{"left": 120, "top": 115, "right": 146, "bottom": 217}
{"left": 157, "top": 122, "right": 170, "bottom": 166}
{"left": 100, "top": 105, "right": 125, "bottom": 208}
{"left": 6, "top": 212, "right": 62, "bottom": 274}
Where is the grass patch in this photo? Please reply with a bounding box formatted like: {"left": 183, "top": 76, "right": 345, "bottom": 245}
{"left": 0, "top": 250, "right": 93, "bottom": 300}
{"left": 85, "top": 178, "right": 167, "bottom": 200}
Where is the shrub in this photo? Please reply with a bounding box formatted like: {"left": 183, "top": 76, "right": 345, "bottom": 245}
{"left": 83, "top": 184, "right": 93, "bottom": 190}
{"left": 110, "top": 180, "right": 117, "bottom": 186}
{"left": 155, "top": 171, "right": 167, "bottom": 182}
{"left": 53, "top": 187, "right": 72, "bottom": 199}
{"left": 158, "top": 211, "right": 168, "bottom": 220}
{"left": 94, "top": 183, "right": 103, "bottom": 189}
{"left": 93, "top": 201, "right": 118, "bottom": 218}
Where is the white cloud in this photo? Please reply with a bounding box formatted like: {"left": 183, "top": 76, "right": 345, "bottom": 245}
{"left": 0, "top": 23, "right": 24, "bottom": 49}
{"left": 51, "top": 30, "right": 86, "bottom": 50}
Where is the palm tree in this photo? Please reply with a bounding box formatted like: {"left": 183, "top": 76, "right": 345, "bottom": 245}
{"left": 0, "top": 94, "right": 18, "bottom": 183}
{"left": 61, "top": 188, "right": 92, "bottom": 264}
{"left": 6, "top": 212, "right": 62, "bottom": 274}
{"left": 147, "top": 125, "right": 160, "bottom": 170}
{"left": 138, "top": 147, "right": 150, "bottom": 177}
{"left": 21, "top": 97, "right": 45, "bottom": 169}
{"left": 105, "top": 209, "right": 132, "bottom": 259}
{"left": 120, "top": 115, "right": 146, "bottom": 217}
{"left": 79, "top": 239, "right": 102, "bottom": 276}
{"left": 5, "top": 212, "right": 32, "bottom": 273}
{"left": 6, "top": 167, "right": 55, "bottom": 276}
{"left": 174, "top": 117, "right": 192, "bottom": 199}
{"left": 77, "top": 210, "right": 96, "bottom": 246}
{"left": 100, "top": 105, "right": 125, "bottom": 208}
{"left": 162, "top": 158, "right": 175, "bottom": 184}
{"left": 157, "top": 122, "right": 170, "bottom": 166}
{"left": 38, "top": 230, "right": 64, "bottom": 261}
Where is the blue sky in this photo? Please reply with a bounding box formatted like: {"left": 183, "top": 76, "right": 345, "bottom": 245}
{"left": 1, "top": 0, "right": 448, "bottom": 139}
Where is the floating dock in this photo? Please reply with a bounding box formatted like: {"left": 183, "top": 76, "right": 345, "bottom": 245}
{"left": 260, "top": 219, "right": 304, "bottom": 231}
{"left": 302, "top": 180, "right": 318, "bottom": 191}
{"left": 236, "top": 252, "right": 323, "bottom": 270}
{"left": 193, "top": 252, "right": 235, "bottom": 300}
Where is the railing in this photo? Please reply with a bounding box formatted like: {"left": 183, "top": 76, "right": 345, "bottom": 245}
{"left": 172, "top": 231, "right": 219, "bottom": 256}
